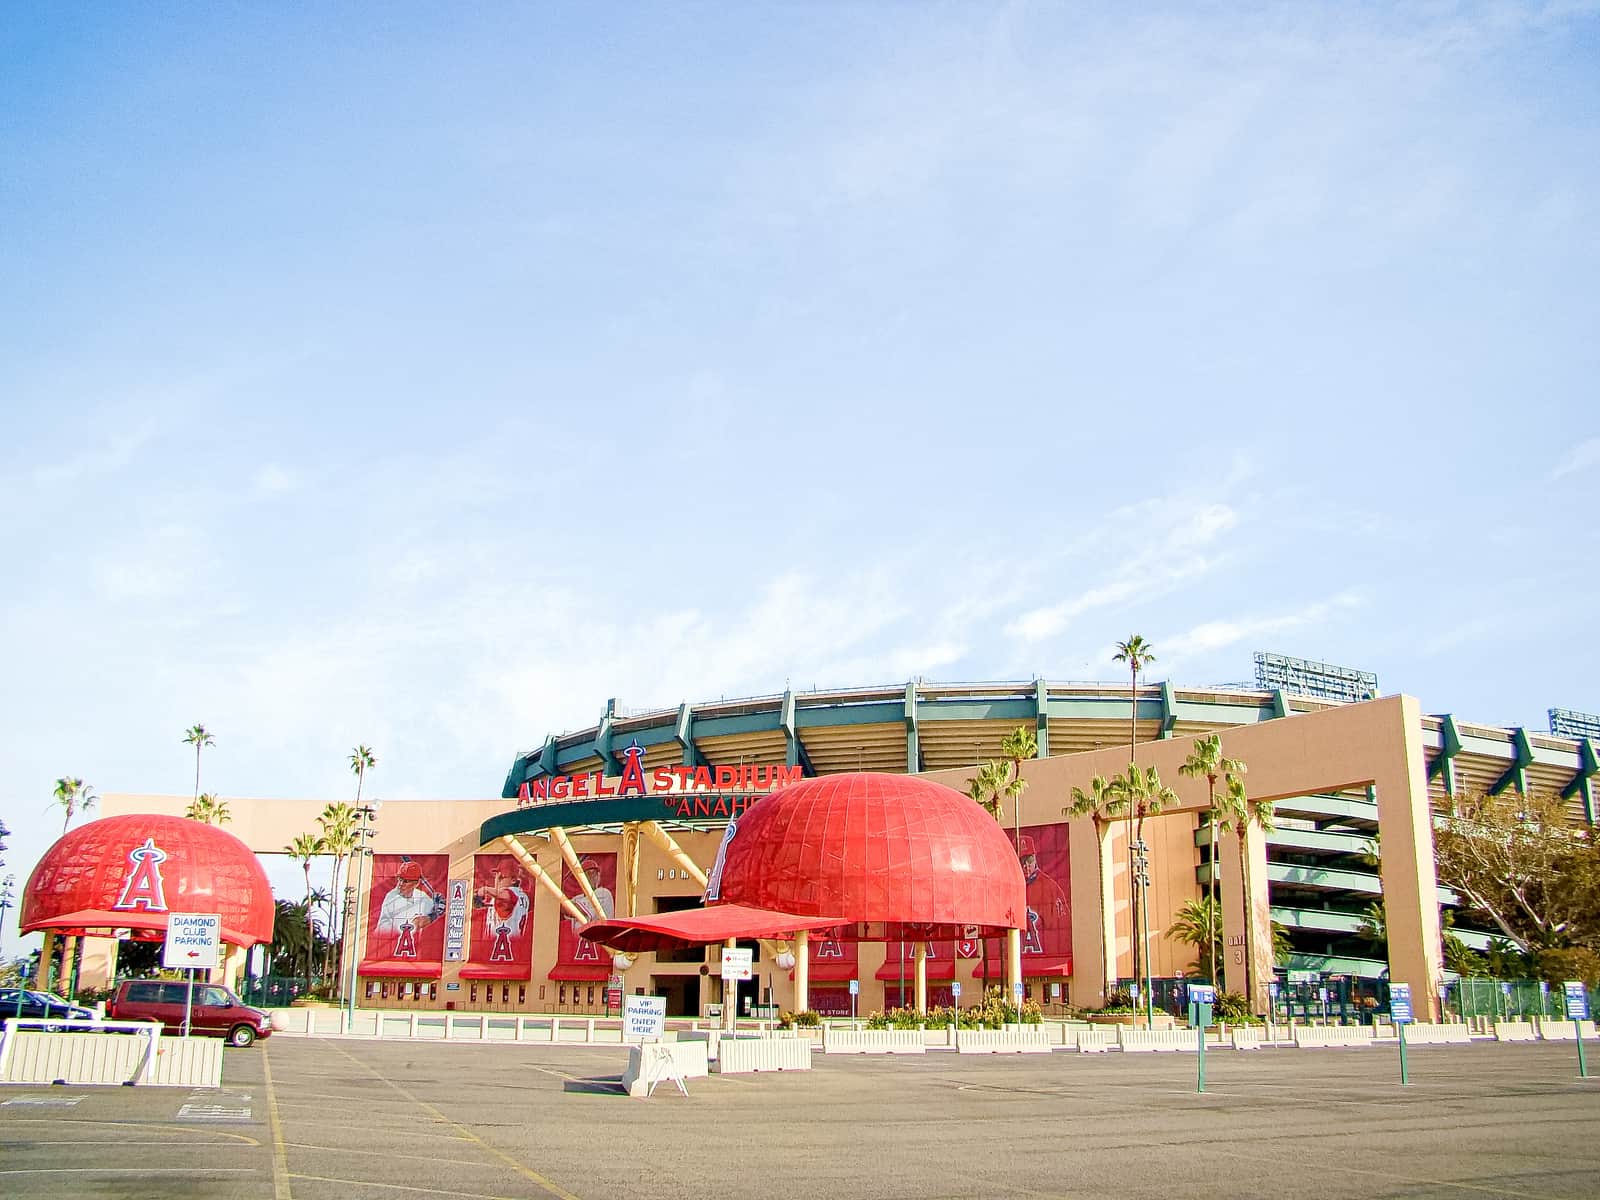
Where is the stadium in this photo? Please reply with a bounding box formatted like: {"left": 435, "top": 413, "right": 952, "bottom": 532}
{"left": 61, "top": 653, "right": 1597, "bottom": 1024}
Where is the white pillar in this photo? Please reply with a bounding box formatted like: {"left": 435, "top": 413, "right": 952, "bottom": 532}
{"left": 1006, "top": 929, "right": 1022, "bottom": 1008}
{"left": 914, "top": 942, "right": 928, "bottom": 1014}
{"left": 794, "top": 930, "right": 810, "bottom": 1014}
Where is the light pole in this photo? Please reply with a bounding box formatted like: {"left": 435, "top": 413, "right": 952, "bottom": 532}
{"left": 343, "top": 802, "right": 380, "bottom": 1028}
{"left": 0, "top": 875, "right": 14, "bottom": 955}
{"left": 1133, "top": 839, "right": 1153, "bottom": 1027}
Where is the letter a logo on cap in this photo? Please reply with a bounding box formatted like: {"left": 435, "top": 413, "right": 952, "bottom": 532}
{"left": 113, "top": 838, "right": 170, "bottom": 912}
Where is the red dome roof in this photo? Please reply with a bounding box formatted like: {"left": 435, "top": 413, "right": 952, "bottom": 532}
{"left": 711, "top": 773, "right": 1025, "bottom": 940}
{"left": 21, "top": 814, "right": 275, "bottom": 947}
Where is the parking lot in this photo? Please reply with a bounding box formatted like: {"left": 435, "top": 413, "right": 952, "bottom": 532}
{"left": 1, "top": 1035, "right": 1596, "bottom": 1199}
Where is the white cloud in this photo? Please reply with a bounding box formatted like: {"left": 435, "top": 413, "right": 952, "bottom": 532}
{"left": 1161, "top": 592, "right": 1366, "bottom": 662}
{"left": 253, "top": 463, "right": 299, "bottom": 495}
{"left": 1550, "top": 438, "right": 1600, "bottom": 480}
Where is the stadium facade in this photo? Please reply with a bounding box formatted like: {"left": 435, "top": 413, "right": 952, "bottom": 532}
{"left": 81, "top": 671, "right": 1597, "bottom": 1024}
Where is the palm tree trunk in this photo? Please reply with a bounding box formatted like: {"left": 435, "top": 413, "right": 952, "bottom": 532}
{"left": 1239, "top": 828, "right": 1255, "bottom": 1011}
{"left": 193, "top": 747, "right": 202, "bottom": 803}
{"left": 1208, "top": 782, "right": 1218, "bottom": 984}
{"left": 1095, "top": 821, "right": 1113, "bottom": 997}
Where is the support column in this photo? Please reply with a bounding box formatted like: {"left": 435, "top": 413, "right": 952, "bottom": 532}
{"left": 794, "top": 929, "right": 810, "bottom": 1014}
{"left": 620, "top": 823, "right": 640, "bottom": 919}
{"left": 60, "top": 936, "right": 79, "bottom": 998}
{"left": 913, "top": 941, "right": 928, "bottom": 1015}
{"left": 35, "top": 931, "right": 56, "bottom": 989}
{"left": 1005, "top": 928, "right": 1022, "bottom": 1009}
{"left": 1375, "top": 695, "right": 1447, "bottom": 1021}
{"left": 723, "top": 938, "right": 737, "bottom": 1033}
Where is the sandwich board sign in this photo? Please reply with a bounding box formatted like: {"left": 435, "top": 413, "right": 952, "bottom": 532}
{"left": 163, "top": 913, "right": 222, "bottom": 970}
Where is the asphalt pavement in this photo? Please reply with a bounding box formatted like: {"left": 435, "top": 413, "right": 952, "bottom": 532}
{"left": 2, "top": 1034, "right": 1597, "bottom": 1199}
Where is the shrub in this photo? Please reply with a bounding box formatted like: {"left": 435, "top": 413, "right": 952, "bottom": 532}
{"left": 1214, "top": 991, "right": 1261, "bottom": 1024}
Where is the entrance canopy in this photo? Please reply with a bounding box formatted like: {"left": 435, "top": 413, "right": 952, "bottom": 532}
{"left": 580, "top": 772, "right": 1025, "bottom": 951}
{"left": 20, "top": 813, "right": 275, "bottom": 948}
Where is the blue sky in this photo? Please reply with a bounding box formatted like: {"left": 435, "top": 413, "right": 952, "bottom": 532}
{"left": 3, "top": 3, "right": 1597, "bottom": 947}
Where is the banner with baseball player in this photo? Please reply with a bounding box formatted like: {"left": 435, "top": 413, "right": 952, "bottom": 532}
{"left": 360, "top": 853, "right": 449, "bottom": 976}
{"left": 553, "top": 852, "right": 616, "bottom": 979}
{"left": 461, "top": 853, "right": 535, "bottom": 980}
{"left": 1016, "top": 824, "right": 1071, "bottom": 961}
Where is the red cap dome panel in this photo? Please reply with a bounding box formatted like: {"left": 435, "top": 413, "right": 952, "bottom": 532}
{"left": 711, "top": 773, "right": 1025, "bottom": 939}
{"left": 20, "top": 814, "right": 276, "bottom": 947}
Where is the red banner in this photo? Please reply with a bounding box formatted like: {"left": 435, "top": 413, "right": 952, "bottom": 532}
{"left": 875, "top": 938, "right": 958, "bottom": 980}
{"left": 552, "top": 852, "right": 616, "bottom": 980}
{"left": 1017, "top": 823, "right": 1071, "bottom": 959}
{"left": 361, "top": 854, "right": 449, "bottom": 977}
{"left": 806, "top": 924, "right": 859, "bottom": 982}
{"left": 461, "top": 854, "right": 535, "bottom": 980}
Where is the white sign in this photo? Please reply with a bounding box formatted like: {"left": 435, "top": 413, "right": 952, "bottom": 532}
{"left": 624, "top": 994, "right": 667, "bottom": 1040}
{"left": 720, "top": 948, "right": 753, "bottom": 981}
{"left": 163, "top": 912, "right": 222, "bottom": 970}
{"left": 444, "top": 879, "right": 469, "bottom": 962}
{"left": 951, "top": 981, "right": 962, "bottom": 998}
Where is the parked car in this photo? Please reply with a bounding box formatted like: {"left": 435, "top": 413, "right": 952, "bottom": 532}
{"left": 107, "top": 980, "right": 272, "bottom": 1047}
{"left": 0, "top": 987, "right": 99, "bottom": 1031}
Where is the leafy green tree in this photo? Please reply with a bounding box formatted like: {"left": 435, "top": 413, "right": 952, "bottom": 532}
{"left": 1179, "top": 733, "right": 1247, "bottom": 984}
{"left": 51, "top": 777, "right": 96, "bottom": 834}
{"left": 964, "top": 760, "right": 1013, "bottom": 821}
{"left": 1066, "top": 773, "right": 1126, "bottom": 995}
{"left": 184, "top": 792, "right": 231, "bottom": 825}
{"left": 1166, "top": 897, "right": 1222, "bottom": 980}
{"left": 182, "top": 724, "right": 215, "bottom": 804}
{"left": 317, "top": 802, "right": 358, "bottom": 992}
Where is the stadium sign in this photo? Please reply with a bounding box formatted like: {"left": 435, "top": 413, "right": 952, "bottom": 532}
{"left": 517, "top": 744, "right": 802, "bottom": 809}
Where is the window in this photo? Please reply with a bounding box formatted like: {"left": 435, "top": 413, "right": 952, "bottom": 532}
{"left": 202, "top": 987, "right": 231, "bottom": 1007}
{"left": 501, "top": 985, "right": 509, "bottom": 1004}
{"left": 518, "top": 986, "right": 526, "bottom": 1004}
{"left": 470, "top": 984, "right": 478, "bottom": 1004}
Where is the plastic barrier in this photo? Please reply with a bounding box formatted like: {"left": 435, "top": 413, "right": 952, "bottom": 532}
{"left": 1291, "top": 1025, "right": 1375, "bottom": 1048}
{"left": 717, "top": 1036, "right": 812, "bottom": 1074}
{"left": 1493, "top": 1021, "right": 1538, "bottom": 1043}
{"left": 821, "top": 1028, "right": 926, "bottom": 1055}
{"left": 1118, "top": 1029, "right": 1197, "bottom": 1053}
{"left": 621, "top": 1042, "right": 708, "bottom": 1097}
{"left": 1230, "top": 1027, "right": 1262, "bottom": 1050}
{"left": 1402, "top": 1022, "right": 1472, "bottom": 1045}
{"left": 954, "top": 1027, "right": 1052, "bottom": 1055}
{"left": 1072, "top": 1028, "right": 1118, "bottom": 1053}
{"left": 0, "top": 1019, "right": 221, "bottom": 1087}
{"left": 1536, "top": 1018, "right": 1597, "bottom": 1041}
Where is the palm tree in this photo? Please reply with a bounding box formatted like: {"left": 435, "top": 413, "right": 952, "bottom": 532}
{"left": 1108, "top": 763, "right": 1178, "bottom": 1018}
{"left": 51, "top": 777, "right": 97, "bottom": 834}
{"left": 284, "top": 833, "right": 326, "bottom": 994}
{"left": 1166, "top": 897, "right": 1222, "bottom": 980}
{"left": 1112, "top": 635, "right": 1156, "bottom": 764}
{"left": 1217, "top": 774, "right": 1276, "bottom": 1012}
{"left": 1066, "top": 773, "right": 1127, "bottom": 996}
{"left": 316, "top": 803, "right": 358, "bottom": 993}
{"left": 349, "top": 745, "right": 377, "bottom": 808}
{"left": 963, "top": 760, "right": 1013, "bottom": 821}
{"left": 182, "top": 724, "right": 215, "bottom": 804}
{"left": 184, "top": 792, "right": 231, "bottom": 825}
{"left": 1179, "top": 734, "right": 1247, "bottom": 983}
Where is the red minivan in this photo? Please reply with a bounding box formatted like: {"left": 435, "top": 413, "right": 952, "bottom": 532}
{"left": 108, "top": 980, "right": 273, "bottom": 1047}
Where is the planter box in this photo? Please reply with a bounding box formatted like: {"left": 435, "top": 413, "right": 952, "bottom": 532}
{"left": 1086, "top": 1012, "right": 1175, "bottom": 1031}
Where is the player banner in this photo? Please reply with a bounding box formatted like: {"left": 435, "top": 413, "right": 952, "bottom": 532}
{"left": 1017, "top": 823, "right": 1071, "bottom": 962}
{"left": 361, "top": 853, "right": 449, "bottom": 978}
{"left": 552, "top": 852, "right": 616, "bottom": 980}
{"left": 461, "top": 853, "right": 535, "bottom": 980}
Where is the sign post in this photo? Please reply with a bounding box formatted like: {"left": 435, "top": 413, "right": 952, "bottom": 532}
{"left": 1563, "top": 981, "right": 1589, "bottom": 1079}
{"left": 1188, "top": 984, "right": 1216, "bottom": 1093}
{"left": 720, "top": 947, "right": 752, "bottom": 1034}
{"left": 849, "top": 977, "right": 859, "bottom": 1023}
{"left": 163, "top": 913, "right": 221, "bottom": 1037}
{"left": 1390, "top": 983, "right": 1413, "bottom": 1086}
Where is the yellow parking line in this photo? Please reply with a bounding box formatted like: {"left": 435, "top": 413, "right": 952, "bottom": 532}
{"left": 326, "top": 1043, "right": 581, "bottom": 1200}
{"left": 261, "top": 1046, "right": 293, "bottom": 1200}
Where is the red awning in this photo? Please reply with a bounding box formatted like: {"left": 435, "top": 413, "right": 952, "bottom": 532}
{"left": 359, "top": 960, "right": 444, "bottom": 980}
{"left": 458, "top": 964, "right": 534, "bottom": 981}
{"left": 875, "top": 959, "right": 957, "bottom": 981}
{"left": 799, "top": 960, "right": 861, "bottom": 982}
{"left": 548, "top": 963, "right": 612, "bottom": 981}
{"left": 26, "top": 908, "right": 262, "bottom": 949}
{"left": 1020, "top": 954, "right": 1073, "bottom": 977}
{"left": 578, "top": 903, "right": 849, "bottom": 953}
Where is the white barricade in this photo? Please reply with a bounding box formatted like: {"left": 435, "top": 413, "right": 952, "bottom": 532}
{"left": 0, "top": 1020, "right": 221, "bottom": 1087}
{"left": 1493, "top": 1020, "right": 1537, "bottom": 1043}
{"left": 821, "top": 1028, "right": 926, "bottom": 1055}
{"left": 1536, "top": 1018, "right": 1597, "bottom": 1041}
{"left": 1118, "top": 1029, "right": 1197, "bottom": 1053}
{"left": 1291, "top": 1025, "right": 1375, "bottom": 1048}
{"left": 621, "top": 1042, "right": 708, "bottom": 1097}
{"left": 954, "top": 1027, "right": 1052, "bottom": 1055}
{"left": 717, "top": 1036, "right": 811, "bottom": 1074}
{"left": 1072, "top": 1028, "right": 1118, "bottom": 1053}
{"left": 1403, "top": 1022, "right": 1472, "bottom": 1045}
{"left": 1230, "top": 1027, "right": 1262, "bottom": 1050}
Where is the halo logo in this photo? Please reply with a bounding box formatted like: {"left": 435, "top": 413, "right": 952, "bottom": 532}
{"left": 112, "top": 838, "right": 170, "bottom": 912}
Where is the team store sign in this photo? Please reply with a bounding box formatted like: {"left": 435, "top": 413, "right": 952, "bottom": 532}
{"left": 517, "top": 743, "right": 803, "bottom": 819}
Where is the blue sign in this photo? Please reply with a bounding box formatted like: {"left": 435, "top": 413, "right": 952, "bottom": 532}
{"left": 1189, "top": 985, "right": 1216, "bottom": 1004}
{"left": 1013, "top": 982, "right": 1024, "bottom": 999}
{"left": 951, "top": 981, "right": 962, "bottom": 998}
{"left": 848, "top": 979, "right": 860, "bottom": 996}
{"left": 1564, "top": 981, "right": 1589, "bottom": 1020}
{"left": 1390, "top": 982, "right": 1413, "bottom": 1024}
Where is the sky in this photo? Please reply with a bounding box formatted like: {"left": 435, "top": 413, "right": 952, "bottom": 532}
{"left": 3, "top": 3, "right": 1598, "bottom": 952}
